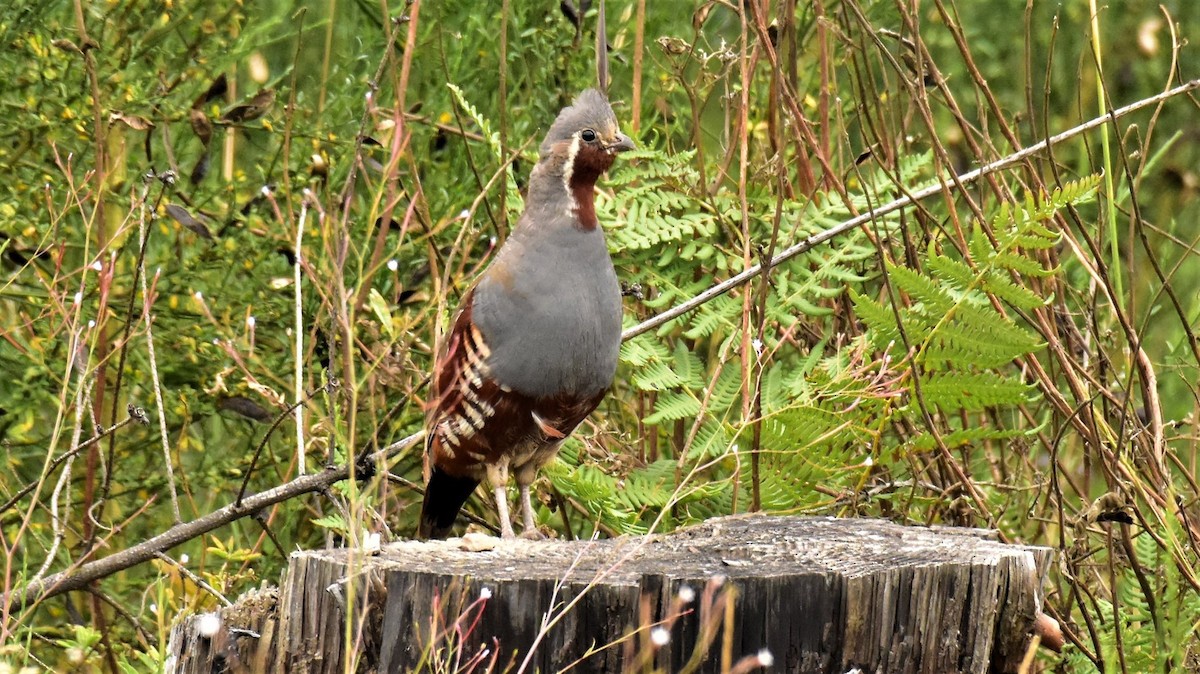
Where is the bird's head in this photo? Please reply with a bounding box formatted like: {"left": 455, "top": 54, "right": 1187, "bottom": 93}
{"left": 538, "top": 89, "right": 636, "bottom": 189}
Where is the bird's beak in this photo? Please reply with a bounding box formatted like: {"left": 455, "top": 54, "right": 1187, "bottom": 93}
{"left": 609, "top": 133, "right": 636, "bottom": 153}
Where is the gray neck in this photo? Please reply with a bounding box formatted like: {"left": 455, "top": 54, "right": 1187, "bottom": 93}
{"left": 521, "top": 154, "right": 579, "bottom": 232}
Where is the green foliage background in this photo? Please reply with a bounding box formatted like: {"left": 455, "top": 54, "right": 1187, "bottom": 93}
{"left": 1, "top": 0, "right": 1199, "bottom": 671}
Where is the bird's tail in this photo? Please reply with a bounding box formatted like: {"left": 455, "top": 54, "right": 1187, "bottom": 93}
{"left": 417, "top": 466, "right": 480, "bottom": 539}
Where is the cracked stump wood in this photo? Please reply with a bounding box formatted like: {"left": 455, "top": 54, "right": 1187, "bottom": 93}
{"left": 166, "top": 515, "right": 1052, "bottom": 674}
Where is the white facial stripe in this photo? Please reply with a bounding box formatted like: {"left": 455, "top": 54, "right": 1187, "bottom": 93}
{"left": 562, "top": 135, "right": 582, "bottom": 194}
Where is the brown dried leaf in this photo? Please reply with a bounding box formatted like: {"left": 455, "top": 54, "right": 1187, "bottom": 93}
{"left": 51, "top": 38, "right": 82, "bottom": 55}
{"left": 109, "top": 111, "right": 155, "bottom": 131}
{"left": 855, "top": 144, "right": 879, "bottom": 166}
{"left": 221, "top": 88, "right": 275, "bottom": 123}
{"left": 191, "top": 73, "right": 228, "bottom": 110}
{"left": 559, "top": 0, "right": 581, "bottom": 28}
{"left": 657, "top": 36, "right": 690, "bottom": 55}
{"left": 190, "top": 108, "right": 213, "bottom": 146}
{"left": 218, "top": 396, "right": 273, "bottom": 423}
{"left": 190, "top": 149, "right": 210, "bottom": 185}
{"left": 165, "top": 203, "right": 213, "bottom": 240}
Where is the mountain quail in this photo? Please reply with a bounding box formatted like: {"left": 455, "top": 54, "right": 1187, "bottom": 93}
{"left": 418, "top": 89, "right": 635, "bottom": 539}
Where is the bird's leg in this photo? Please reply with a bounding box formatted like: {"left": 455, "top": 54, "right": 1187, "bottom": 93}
{"left": 518, "top": 484, "right": 538, "bottom": 533}
{"left": 514, "top": 463, "right": 545, "bottom": 540}
{"left": 493, "top": 486, "right": 515, "bottom": 539}
{"left": 486, "top": 462, "right": 516, "bottom": 538}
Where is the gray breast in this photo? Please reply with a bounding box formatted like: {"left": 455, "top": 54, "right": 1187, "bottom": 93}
{"left": 471, "top": 224, "right": 622, "bottom": 398}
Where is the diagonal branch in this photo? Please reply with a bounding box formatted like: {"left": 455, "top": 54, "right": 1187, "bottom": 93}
{"left": 621, "top": 79, "right": 1200, "bottom": 341}
{"left": 6, "top": 432, "right": 424, "bottom": 613}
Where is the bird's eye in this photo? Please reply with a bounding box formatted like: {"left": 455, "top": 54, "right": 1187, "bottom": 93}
{"left": 581, "top": 129, "right": 597, "bottom": 142}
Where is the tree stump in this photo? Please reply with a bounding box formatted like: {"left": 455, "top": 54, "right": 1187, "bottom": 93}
{"left": 167, "top": 515, "right": 1053, "bottom": 673}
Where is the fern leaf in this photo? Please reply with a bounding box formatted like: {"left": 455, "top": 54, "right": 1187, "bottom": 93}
{"left": 916, "top": 372, "right": 1035, "bottom": 411}
{"left": 644, "top": 390, "right": 701, "bottom": 425}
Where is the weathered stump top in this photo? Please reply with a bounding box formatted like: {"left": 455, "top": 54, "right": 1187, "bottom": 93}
{"left": 168, "top": 515, "right": 1053, "bottom": 674}
{"left": 357, "top": 514, "right": 1040, "bottom": 581}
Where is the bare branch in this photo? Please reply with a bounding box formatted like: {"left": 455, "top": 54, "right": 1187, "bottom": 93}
{"left": 6, "top": 431, "right": 424, "bottom": 612}
{"left": 621, "top": 79, "right": 1200, "bottom": 341}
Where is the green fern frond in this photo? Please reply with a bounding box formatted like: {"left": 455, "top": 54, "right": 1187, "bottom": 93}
{"left": 703, "top": 368, "right": 744, "bottom": 412}
{"left": 759, "top": 403, "right": 859, "bottom": 450}
{"left": 613, "top": 460, "right": 677, "bottom": 511}
{"left": 644, "top": 390, "right": 702, "bottom": 425}
{"left": 887, "top": 263, "right": 955, "bottom": 315}
{"left": 671, "top": 340, "right": 705, "bottom": 387}
{"left": 631, "top": 359, "right": 686, "bottom": 392}
{"left": 619, "top": 331, "right": 672, "bottom": 368}
{"left": 851, "top": 288, "right": 904, "bottom": 349}
{"left": 681, "top": 294, "right": 740, "bottom": 340}
{"left": 915, "top": 372, "right": 1035, "bottom": 411}
{"left": 907, "top": 426, "right": 1035, "bottom": 452}
{"left": 447, "top": 83, "right": 500, "bottom": 155}
{"left": 922, "top": 304, "right": 1041, "bottom": 369}
{"left": 687, "top": 419, "right": 736, "bottom": 460}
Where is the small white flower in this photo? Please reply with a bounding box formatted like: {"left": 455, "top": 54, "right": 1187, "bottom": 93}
{"left": 480, "top": 587, "right": 493, "bottom": 600}
{"left": 260, "top": 185, "right": 272, "bottom": 197}
{"left": 863, "top": 456, "right": 874, "bottom": 467}
{"left": 458, "top": 209, "right": 470, "bottom": 220}
{"left": 87, "top": 320, "right": 95, "bottom": 329}
{"left": 246, "top": 316, "right": 256, "bottom": 328}
{"left": 757, "top": 649, "right": 773, "bottom": 667}
{"left": 751, "top": 338, "right": 763, "bottom": 355}
{"left": 73, "top": 291, "right": 82, "bottom": 305}
{"left": 387, "top": 259, "right": 399, "bottom": 272}
{"left": 91, "top": 260, "right": 103, "bottom": 271}
{"left": 650, "top": 627, "right": 670, "bottom": 646}
{"left": 194, "top": 291, "right": 203, "bottom": 300}
{"left": 179, "top": 553, "right": 189, "bottom": 564}
{"left": 149, "top": 603, "right": 158, "bottom": 614}
{"left": 677, "top": 585, "right": 695, "bottom": 603}
{"left": 197, "top": 612, "right": 222, "bottom": 637}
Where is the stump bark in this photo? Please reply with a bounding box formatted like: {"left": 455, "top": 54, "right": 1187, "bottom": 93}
{"left": 167, "top": 515, "right": 1052, "bottom": 674}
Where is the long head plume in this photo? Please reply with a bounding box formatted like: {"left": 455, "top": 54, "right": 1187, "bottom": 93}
{"left": 596, "top": 0, "right": 608, "bottom": 94}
